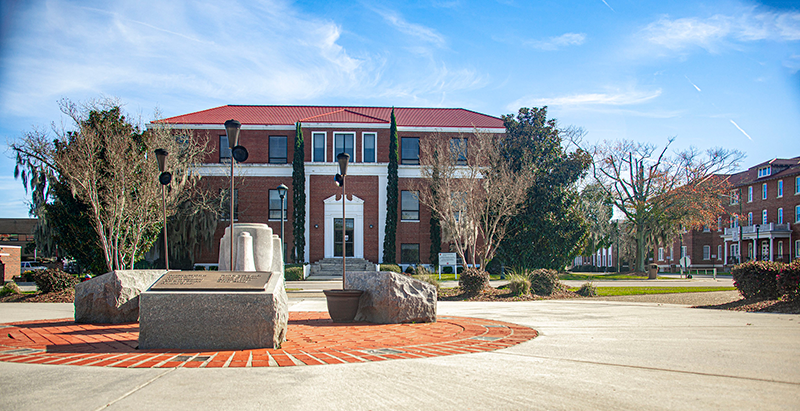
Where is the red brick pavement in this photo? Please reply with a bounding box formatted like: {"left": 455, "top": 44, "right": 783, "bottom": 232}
{"left": 0, "top": 312, "right": 537, "bottom": 368}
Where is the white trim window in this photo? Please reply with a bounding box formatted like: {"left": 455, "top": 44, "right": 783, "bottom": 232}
{"left": 362, "top": 132, "right": 376, "bottom": 163}
{"left": 778, "top": 180, "right": 783, "bottom": 198}
{"left": 748, "top": 186, "right": 753, "bottom": 202}
{"left": 762, "top": 209, "right": 768, "bottom": 225}
{"left": 796, "top": 205, "right": 800, "bottom": 224}
{"left": 312, "top": 132, "right": 326, "bottom": 162}
{"left": 219, "top": 135, "right": 231, "bottom": 163}
{"left": 796, "top": 176, "right": 800, "bottom": 195}
{"left": 778, "top": 208, "right": 783, "bottom": 224}
{"left": 748, "top": 212, "right": 753, "bottom": 226}
{"left": 268, "top": 189, "right": 288, "bottom": 221}
{"left": 658, "top": 247, "right": 664, "bottom": 261}
{"left": 796, "top": 240, "right": 800, "bottom": 260}
{"left": 762, "top": 183, "right": 767, "bottom": 200}
{"left": 400, "top": 190, "right": 420, "bottom": 221}
{"left": 778, "top": 241, "right": 784, "bottom": 260}
{"left": 758, "top": 166, "right": 771, "bottom": 178}
{"left": 717, "top": 245, "right": 722, "bottom": 261}
{"left": 334, "top": 132, "right": 355, "bottom": 162}
{"left": 717, "top": 217, "right": 722, "bottom": 231}
{"left": 703, "top": 245, "right": 710, "bottom": 260}
{"left": 730, "top": 190, "right": 739, "bottom": 205}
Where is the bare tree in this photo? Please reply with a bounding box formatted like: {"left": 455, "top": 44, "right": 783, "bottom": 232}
{"left": 12, "top": 98, "right": 209, "bottom": 272}
{"left": 591, "top": 138, "right": 743, "bottom": 272}
{"left": 414, "top": 130, "right": 534, "bottom": 270}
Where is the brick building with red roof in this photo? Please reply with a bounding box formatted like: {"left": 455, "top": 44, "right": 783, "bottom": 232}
{"left": 159, "top": 105, "right": 505, "bottom": 269}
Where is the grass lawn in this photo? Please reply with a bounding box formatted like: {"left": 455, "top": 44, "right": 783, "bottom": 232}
{"left": 569, "top": 286, "right": 737, "bottom": 296}
{"left": 559, "top": 273, "right": 675, "bottom": 281}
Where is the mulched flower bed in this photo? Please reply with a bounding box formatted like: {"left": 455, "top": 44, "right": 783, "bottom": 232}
{"left": 438, "top": 286, "right": 580, "bottom": 302}
{"left": 0, "top": 288, "right": 74, "bottom": 303}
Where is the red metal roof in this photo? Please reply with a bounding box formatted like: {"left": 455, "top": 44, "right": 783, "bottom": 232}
{"left": 159, "top": 105, "right": 505, "bottom": 128}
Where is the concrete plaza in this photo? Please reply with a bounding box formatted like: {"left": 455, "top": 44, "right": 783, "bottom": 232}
{"left": 1, "top": 297, "right": 798, "bottom": 410}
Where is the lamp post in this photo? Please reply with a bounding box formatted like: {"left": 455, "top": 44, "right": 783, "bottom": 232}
{"left": 277, "top": 184, "right": 288, "bottom": 264}
{"left": 337, "top": 152, "right": 350, "bottom": 289}
{"left": 224, "top": 119, "right": 241, "bottom": 271}
{"left": 155, "top": 149, "right": 171, "bottom": 271}
{"left": 755, "top": 224, "right": 761, "bottom": 261}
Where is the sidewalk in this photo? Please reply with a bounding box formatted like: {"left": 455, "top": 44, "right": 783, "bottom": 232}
{"left": 1, "top": 298, "right": 798, "bottom": 410}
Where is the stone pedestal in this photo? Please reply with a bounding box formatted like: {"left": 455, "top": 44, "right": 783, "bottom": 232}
{"left": 346, "top": 271, "right": 437, "bottom": 324}
{"left": 218, "top": 223, "right": 275, "bottom": 273}
{"left": 138, "top": 272, "right": 288, "bottom": 350}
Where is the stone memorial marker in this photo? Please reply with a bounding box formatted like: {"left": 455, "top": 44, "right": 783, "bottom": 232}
{"left": 149, "top": 271, "right": 271, "bottom": 291}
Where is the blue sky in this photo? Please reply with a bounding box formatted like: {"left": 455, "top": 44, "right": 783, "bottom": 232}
{"left": 1, "top": 0, "right": 798, "bottom": 218}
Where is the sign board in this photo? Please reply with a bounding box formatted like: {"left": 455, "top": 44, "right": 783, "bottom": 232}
{"left": 679, "top": 256, "right": 691, "bottom": 270}
{"left": 150, "top": 271, "right": 272, "bottom": 291}
{"left": 438, "top": 253, "right": 457, "bottom": 266}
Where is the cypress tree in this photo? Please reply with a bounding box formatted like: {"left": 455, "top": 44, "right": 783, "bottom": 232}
{"left": 382, "top": 109, "right": 399, "bottom": 263}
{"left": 292, "top": 122, "right": 306, "bottom": 263}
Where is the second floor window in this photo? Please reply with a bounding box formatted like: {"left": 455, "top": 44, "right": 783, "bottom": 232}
{"left": 778, "top": 208, "right": 783, "bottom": 224}
{"left": 778, "top": 180, "right": 783, "bottom": 197}
{"left": 401, "top": 190, "right": 420, "bottom": 221}
{"left": 401, "top": 137, "right": 420, "bottom": 165}
{"left": 270, "top": 136, "right": 288, "bottom": 164}
{"left": 762, "top": 209, "right": 768, "bottom": 224}
{"left": 334, "top": 132, "right": 355, "bottom": 161}
{"left": 450, "top": 138, "right": 467, "bottom": 165}
{"left": 220, "top": 189, "right": 238, "bottom": 220}
{"left": 748, "top": 212, "right": 753, "bottom": 226}
{"left": 313, "top": 132, "right": 325, "bottom": 162}
{"left": 748, "top": 186, "right": 753, "bottom": 202}
{"left": 363, "top": 133, "right": 376, "bottom": 163}
{"left": 762, "top": 183, "right": 767, "bottom": 200}
{"left": 219, "top": 135, "right": 231, "bottom": 162}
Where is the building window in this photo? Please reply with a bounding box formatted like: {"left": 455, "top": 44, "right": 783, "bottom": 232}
{"left": 748, "top": 212, "right": 753, "bottom": 226}
{"left": 334, "top": 132, "right": 355, "bottom": 161}
{"left": 796, "top": 205, "right": 800, "bottom": 223}
{"left": 220, "top": 189, "right": 238, "bottom": 221}
{"left": 762, "top": 209, "right": 768, "bottom": 224}
{"left": 703, "top": 245, "right": 710, "bottom": 260}
{"left": 778, "top": 180, "right": 783, "bottom": 198}
{"left": 401, "top": 137, "right": 420, "bottom": 165}
{"left": 658, "top": 247, "right": 664, "bottom": 261}
{"left": 312, "top": 132, "right": 325, "bottom": 162}
{"left": 796, "top": 240, "right": 800, "bottom": 260}
{"left": 758, "top": 166, "right": 771, "bottom": 178}
{"left": 730, "top": 190, "right": 739, "bottom": 205}
{"left": 731, "top": 244, "right": 739, "bottom": 260}
{"left": 362, "top": 133, "right": 376, "bottom": 163}
{"left": 450, "top": 138, "right": 467, "bottom": 165}
{"left": 778, "top": 241, "right": 784, "bottom": 260}
{"left": 400, "top": 244, "right": 420, "bottom": 264}
{"left": 717, "top": 217, "right": 722, "bottom": 231}
{"left": 401, "top": 191, "right": 420, "bottom": 221}
{"left": 778, "top": 208, "right": 783, "bottom": 224}
{"left": 748, "top": 186, "right": 753, "bottom": 202}
{"left": 269, "top": 189, "right": 288, "bottom": 220}
{"left": 703, "top": 225, "right": 710, "bottom": 232}
{"left": 796, "top": 176, "right": 800, "bottom": 194}
{"left": 681, "top": 246, "right": 687, "bottom": 258}
{"left": 717, "top": 245, "right": 722, "bottom": 260}
{"left": 219, "top": 135, "right": 231, "bottom": 163}
{"left": 269, "top": 136, "right": 288, "bottom": 164}
{"left": 762, "top": 183, "right": 767, "bottom": 200}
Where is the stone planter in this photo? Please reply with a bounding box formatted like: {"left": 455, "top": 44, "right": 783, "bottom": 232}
{"left": 323, "top": 289, "right": 363, "bottom": 322}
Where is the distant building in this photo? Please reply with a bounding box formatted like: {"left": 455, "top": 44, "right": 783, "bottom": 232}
{"left": 160, "top": 105, "right": 505, "bottom": 268}
{"left": 0, "top": 218, "right": 36, "bottom": 260}
{"left": 0, "top": 245, "right": 21, "bottom": 282}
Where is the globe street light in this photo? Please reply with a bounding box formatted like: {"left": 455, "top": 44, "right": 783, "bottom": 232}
{"left": 224, "top": 119, "right": 242, "bottom": 271}
{"left": 155, "top": 149, "right": 171, "bottom": 271}
{"left": 277, "top": 183, "right": 288, "bottom": 264}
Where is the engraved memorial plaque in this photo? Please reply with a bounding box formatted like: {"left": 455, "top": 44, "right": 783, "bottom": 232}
{"left": 150, "top": 271, "right": 272, "bottom": 291}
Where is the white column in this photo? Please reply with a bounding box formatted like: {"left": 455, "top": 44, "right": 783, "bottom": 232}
{"left": 378, "top": 174, "right": 387, "bottom": 263}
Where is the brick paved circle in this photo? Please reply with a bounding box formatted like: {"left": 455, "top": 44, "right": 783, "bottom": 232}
{"left": 0, "top": 312, "right": 537, "bottom": 368}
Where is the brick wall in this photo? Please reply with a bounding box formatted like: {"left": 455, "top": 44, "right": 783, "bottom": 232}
{"left": 1, "top": 246, "right": 21, "bottom": 282}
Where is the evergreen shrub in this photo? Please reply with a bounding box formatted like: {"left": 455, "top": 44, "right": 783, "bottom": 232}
{"left": 577, "top": 282, "right": 597, "bottom": 297}
{"left": 732, "top": 260, "right": 781, "bottom": 299}
{"left": 31, "top": 268, "right": 79, "bottom": 294}
{"left": 459, "top": 268, "right": 489, "bottom": 295}
{"left": 778, "top": 259, "right": 800, "bottom": 299}
{"left": 285, "top": 265, "right": 304, "bottom": 281}
{"left": 380, "top": 264, "right": 401, "bottom": 273}
{"left": 528, "top": 268, "right": 562, "bottom": 296}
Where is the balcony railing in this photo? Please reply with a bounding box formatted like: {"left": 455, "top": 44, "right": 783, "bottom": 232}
{"left": 723, "top": 223, "right": 792, "bottom": 237}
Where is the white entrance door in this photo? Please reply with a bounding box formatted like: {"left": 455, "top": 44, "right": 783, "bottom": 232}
{"left": 323, "top": 194, "right": 364, "bottom": 258}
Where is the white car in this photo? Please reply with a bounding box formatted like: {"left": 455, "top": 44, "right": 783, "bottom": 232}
{"left": 20, "top": 261, "right": 47, "bottom": 271}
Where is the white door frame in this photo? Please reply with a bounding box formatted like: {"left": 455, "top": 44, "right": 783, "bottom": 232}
{"left": 324, "top": 194, "right": 364, "bottom": 258}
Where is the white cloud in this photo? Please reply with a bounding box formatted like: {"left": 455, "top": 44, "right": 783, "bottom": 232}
{"left": 525, "top": 33, "right": 586, "bottom": 51}
{"left": 373, "top": 8, "right": 446, "bottom": 47}
{"left": 512, "top": 89, "right": 662, "bottom": 108}
{"left": 643, "top": 9, "right": 800, "bottom": 53}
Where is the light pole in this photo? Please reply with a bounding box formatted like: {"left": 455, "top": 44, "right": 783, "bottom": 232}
{"left": 224, "top": 119, "right": 242, "bottom": 271}
{"left": 336, "top": 152, "right": 350, "bottom": 289}
{"left": 155, "top": 149, "right": 171, "bottom": 271}
{"left": 755, "top": 224, "right": 761, "bottom": 261}
{"left": 277, "top": 184, "right": 288, "bottom": 264}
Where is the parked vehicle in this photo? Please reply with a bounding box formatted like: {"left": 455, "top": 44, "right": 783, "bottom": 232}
{"left": 20, "top": 261, "right": 47, "bottom": 271}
